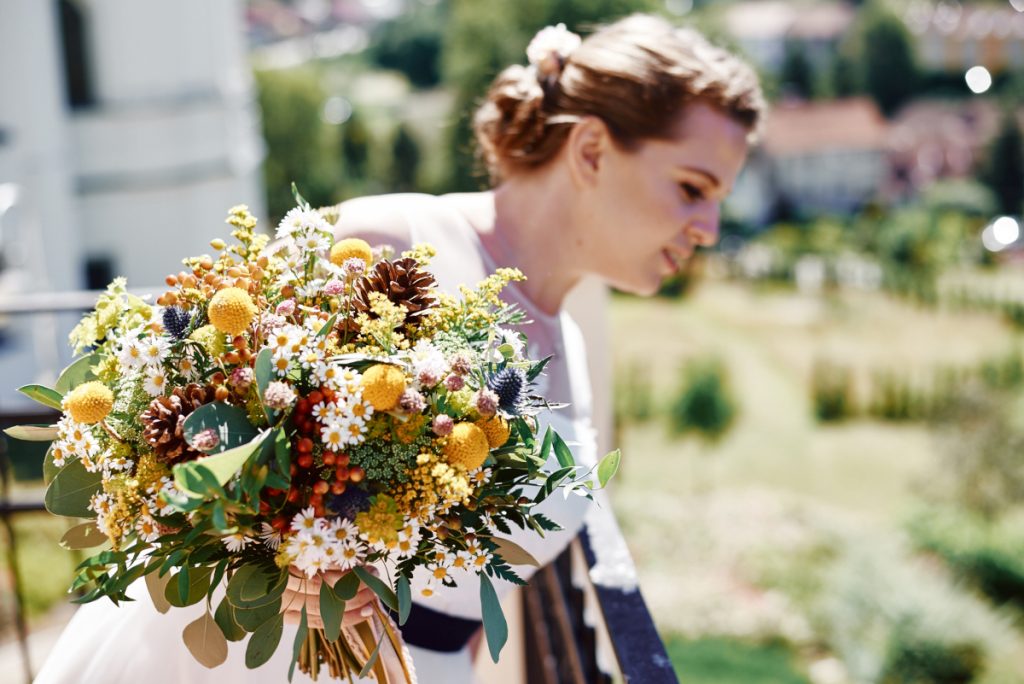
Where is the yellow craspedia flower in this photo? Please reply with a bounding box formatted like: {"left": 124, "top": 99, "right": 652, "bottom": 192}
{"left": 207, "top": 287, "right": 256, "bottom": 336}
{"left": 475, "top": 416, "right": 510, "bottom": 449}
{"left": 444, "top": 422, "right": 490, "bottom": 470}
{"left": 190, "top": 324, "right": 226, "bottom": 357}
{"left": 65, "top": 381, "right": 114, "bottom": 424}
{"left": 330, "top": 238, "right": 373, "bottom": 268}
{"left": 360, "top": 364, "right": 406, "bottom": 411}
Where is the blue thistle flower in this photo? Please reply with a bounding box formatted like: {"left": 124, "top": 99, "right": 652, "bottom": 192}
{"left": 328, "top": 486, "right": 371, "bottom": 521}
{"left": 162, "top": 306, "right": 192, "bottom": 339}
{"left": 487, "top": 367, "right": 526, "bottom": 413}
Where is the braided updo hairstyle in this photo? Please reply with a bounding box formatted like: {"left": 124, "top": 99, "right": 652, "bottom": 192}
{"left": 473, "top": 14, "right": 765, "bottom": 183}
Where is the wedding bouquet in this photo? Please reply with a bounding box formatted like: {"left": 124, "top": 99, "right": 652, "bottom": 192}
{"left": 5, "top": 190, "right": 619, "bottom": 682}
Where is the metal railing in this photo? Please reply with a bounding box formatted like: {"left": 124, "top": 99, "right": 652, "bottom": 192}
{"left": 0, "top": 294, "right": 678, "bottom": 684}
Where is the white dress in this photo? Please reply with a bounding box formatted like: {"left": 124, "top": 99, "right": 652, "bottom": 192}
{"left": 34, "top": 193, "right": 597, "bottom": 684}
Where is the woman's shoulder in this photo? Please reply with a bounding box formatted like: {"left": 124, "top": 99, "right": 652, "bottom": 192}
{"left": 332, "top": 192, "right": 451, "bottom": 253}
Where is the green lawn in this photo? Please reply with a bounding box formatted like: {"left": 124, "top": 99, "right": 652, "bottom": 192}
{"left": 668, "top": 636, "right": 809, "bottom": 684}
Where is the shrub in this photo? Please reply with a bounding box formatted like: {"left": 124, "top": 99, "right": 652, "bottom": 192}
{"left": 668, "top": 358, "right": 736, "bottom": 441}
{"left": 811, "top": 360, "right": 855, "bottom": 422}
{"left": 614, "top": 359, "right": 654, "bottom": 426}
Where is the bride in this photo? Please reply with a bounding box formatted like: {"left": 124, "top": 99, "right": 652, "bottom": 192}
{"left": 35, "top": 13, "right": 762, "bottom": 684}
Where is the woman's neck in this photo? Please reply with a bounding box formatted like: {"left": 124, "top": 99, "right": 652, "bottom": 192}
{"left": 450, "top": 170, "right": 583, "bottom": 317}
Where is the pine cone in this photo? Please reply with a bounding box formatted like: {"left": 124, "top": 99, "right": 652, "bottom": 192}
{"left": 347, "top": 257, "right": 436, "bottom": 333}
{"left": 141, "top": 384, "right": 216, "bottom": 464}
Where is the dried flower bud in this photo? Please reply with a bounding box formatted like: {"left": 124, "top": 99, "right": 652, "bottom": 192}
{"left": 399, "top": 389, "right": 426, "bottom": 414}
{"left": 432, "top": 414, "right": 454, "bottom": 437}
{"left": 474, "top": 388, "right": 499, "bottom": 418}
{"left": 230, "top": 367, "right": 254, "bottom": 390}
{"left": 192, "top": 428, "right": 220, "bottom": 452}
{"left": 449, "top": 354, "right": 472, "bottom": 376}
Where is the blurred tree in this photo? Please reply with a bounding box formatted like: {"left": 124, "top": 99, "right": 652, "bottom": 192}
{"left": 829, "top": 49, "right": 859, "bottom": 98}
{"left": 340, "top": 109, "right": 372, "bottom": 188}
{"left": 370, "top": 2, "right": 446, "bottom": 88}
{"left": 255, "top": 68, "right": 342, "bottom": 222}
{"left": 982, "top": 111, "right": 1024, "bottom": 216}
{"left": 387, "top": 123, "right": 422, "bottom": 192}
{"left": 856, "top": 2, "right": 919, "bottom": 116}
{"left": 780, "top": 39, "right": 815, "bottom": 99}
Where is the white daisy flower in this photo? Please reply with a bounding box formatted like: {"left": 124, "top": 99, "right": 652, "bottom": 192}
{"left": 222, "top": 532, "right": 254, "bottom": 553}
{"left": 290, "top": 507, "right": 320, "bottom": 533}
{"left": 311, "top": 401, "right": 336, "bottom": 423}
{"left": 258, "top": 522, "right": 282, "bottom": 550}
{"left": 321, "top": 422, "right": 347, "bottom": 451}
{"left": 140, "top": 337, "right": 170, "bottom": 366}
{"left": 143, "top": 366, "right": 169, "bottom": 396}
{"left": 136, "top": 516, "right": 162, "bottom": 543}
{"left": 117, "top": 338, "right": 147, "bottom": 371}
{"left": 337, "top": 540, "right": 364, "bottom": 570}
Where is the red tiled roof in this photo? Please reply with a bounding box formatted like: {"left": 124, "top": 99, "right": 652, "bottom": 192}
{"left": 761, "top": 98, "right": 889, "bottom": 156}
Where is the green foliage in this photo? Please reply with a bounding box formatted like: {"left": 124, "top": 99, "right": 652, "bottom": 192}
{"left": 664, "top": 636, "right": 809, "bottom": 684}
{"left": 779, "top": 40, "right": 815, "bottom": 100}
{"left": 981, "top": 111, "right": 1024, "bottom": 216}
{"left": 852, "top": 1, "right": 919, "bottom": 116}
{"left": 614, "top": 359, "right": 654, "bottom": 426}
{"left": 811, "top": 360, "right": 855, "bottom": 422}
{"left": 255, "top": 67, "right": 343, "bottom": 223}
{"left": 340, "top": 109, "right": 372, "bottom": 186}
{"left": 386, "top": 123, "right": 422, "bottom": 192}
{"left": 816, "top": 541, "right": 1004, "bottom": 684}
{"left": 907, "top": 506, "right": 1024, "bottom": 612}
{"left": 668, "top": 358, "right": 736, "bottom": 441}
{"left": 369, "top": 3, "right": 446, "bottom": 87}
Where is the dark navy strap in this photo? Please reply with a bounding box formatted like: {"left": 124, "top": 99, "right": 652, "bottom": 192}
{"left": 394, "top": 601, "right": 482, "bottom": 652}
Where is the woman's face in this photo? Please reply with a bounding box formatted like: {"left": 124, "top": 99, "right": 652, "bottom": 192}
{"left": 581, "top": 102, "right": 750, "bottom": 296}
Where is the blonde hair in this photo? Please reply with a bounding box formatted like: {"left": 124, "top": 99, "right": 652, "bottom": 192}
{"left": 473, "top": 14, "right": 765, "bottom": 182}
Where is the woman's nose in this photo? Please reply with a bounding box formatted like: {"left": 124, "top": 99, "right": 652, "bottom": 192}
{"left": 686, "top": 204, "right": 721, "bottom": 247}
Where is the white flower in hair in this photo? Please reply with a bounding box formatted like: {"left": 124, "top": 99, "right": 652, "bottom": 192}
{"left": 526, "top": 23, "right": 582, "bottom": 79}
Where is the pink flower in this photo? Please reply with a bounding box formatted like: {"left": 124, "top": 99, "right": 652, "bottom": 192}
{"left": 264, "top": 381, "right": 297, "bottom": 410}
{"left": 191, "top": 428, "right": 220, "bottom": 452}
{"left": 474, "top": 388, "right": 499, "bottom": 418}
{"left": 275, "top": 300, "right": 296, "bottom": 316}
{"left": 323, "top": 279, "right": 345, "bottom": 296}
{"left": 230, "top": 367, "right": 254, "bottom": 390}
{"left": 444, "top": 374, "right": 464, "bottom": 392}
{"left": 343, "top": 258, "right": 366, "bottom": 278}
{"left": 399, "top": 389, "right": 426, "bottom": 414}
{"left": 448, "top": 354, "right": 472, "bottom": 376}
{"left": 432, "top": 414, "right": 454, "bottom": 437}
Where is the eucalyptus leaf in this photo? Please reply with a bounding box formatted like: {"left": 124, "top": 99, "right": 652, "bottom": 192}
{"left": 356, "top": 624, "right": 386, "bottom": 680}
{"left": 233, "top": 599, "right": 282, "bottom": 632}
{"left": 60, "top": 522, "right": 107, "bottom": 550}
{"left": 146, "top": 568, "right": 172, "bottom": 614}
{"left": 17, "top": 384, "right": 63, "bottom": 411}
{"left": 3, "top": 424, "right": 58, "bottom": 441}
{"left": 182, "top": 609, "right": 228, "bottom": 669}
{"left": 288, "top": 606, "right": 308, "bottom": 682}
{"left": 166, "top": 566, "right": 213, "bottom": 608}
{"left": 320, "top": 579, "right": 345, "bottom": 642}
{"left": 480, "top": 574, "right": 508, "bottom": 663}
{"left": 45, "top": 458, "right": 102, "bottom": 518}
{"left": 552, "top": 431, "right": 575, "bottom": 469}
{"left": 183, "top": 402, "right": 258, "bottom": 454}
{"left": 55, "top": 353, "right": 99, "bottom": 393}
{"left": 245, "top": 613, "right": 284, "bottom": 669}
{"left": 396, "top": 575, "right": 411, "bottom": 626}
{"left": 352, "top": 567, "right": 398, "bottom": 612}
{"left": 491, "top": 537, "right": 540, "bottom": 567}
{"left": 214, "top": 598, "right": 247, "bottom": 642}
{"left": 597, "top": 449, "right": 621, "bottom": 488}
{"left": 254, "top": 348, "right": 277, "bottom": 423}
{"left": 173, "top": 431, "right": 269, "bottom": 497}
{"left": 333, "top": 572, "right": 361, "bottom": 600}
{"left": 226, "top": 563, "right": 288, "bottom": 609}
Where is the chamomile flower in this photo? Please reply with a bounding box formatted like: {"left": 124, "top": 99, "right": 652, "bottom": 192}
{"left": 321, "top": 422, "right": 347, "bottom": 450}
{"left": 291, "top": 507, "right": 320, "bottom": 533}
{"left": 117, "top": 337, "right": 147, "bottom": 371}
{"left": 222, "top": 532, "right": 254, "bottom": 553}
{"left": 140, "top": 337, "right": 170, "bottom": 366}
{"left": 143, "top": 366, "right": 169, "bottom": 397}
{"left": 312, "top": 401, "right": 336, "bottom": 422}
{"left": 326, "top": 518, "right": 357, "bottom": 544}
{"left": 337, "top": 541, "right": 364, "bottom": 570}
{"left": 258, "top": 522, "right": 282, "bottom": 550}
{"left": 136, "top": 516, "right": 162, "bottom": 543}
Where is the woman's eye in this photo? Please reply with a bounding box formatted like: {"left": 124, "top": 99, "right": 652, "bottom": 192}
{"left": 680, "top": 183, "right": 704, "bottom": 202}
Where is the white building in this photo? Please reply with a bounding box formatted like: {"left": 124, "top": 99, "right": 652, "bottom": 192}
{"left": 0, "top": 0, "right": 265, "bottom": 406}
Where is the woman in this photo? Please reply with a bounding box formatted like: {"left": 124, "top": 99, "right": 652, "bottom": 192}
{"left": 35, "top": 13, "right": 763, "bottom": 684}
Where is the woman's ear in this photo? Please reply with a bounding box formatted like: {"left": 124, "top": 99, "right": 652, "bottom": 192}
{"left": 565, "top": 116, "right": 611, "bottom": 187}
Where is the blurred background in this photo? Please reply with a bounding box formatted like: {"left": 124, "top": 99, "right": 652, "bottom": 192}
{"left": 3, "top": 0, "right": 1024, "bottom": 682}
